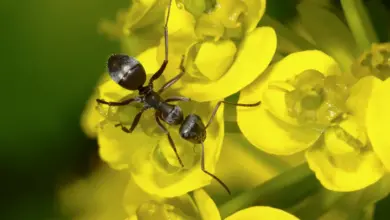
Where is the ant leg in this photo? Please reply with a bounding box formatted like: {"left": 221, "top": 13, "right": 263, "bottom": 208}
{"left": 115, "top": 107, "right": 148, "bottom": 133}
{"left": 165, "top": 96, "right": 190, "bottom": 103}
{"left": 205, "top": 100, "right": 261, "bottom": 129}
{"left": 200, "top": 141, "right": 231, "bottom": 195}
{"left": 157, "top": 55, "right": 186, "bottom": 94}
{"left": 154, "top": 111, "right": 184, "bottom": 167}
{"left": 96, "top": 97, "right": 141, "bottom": 106}
{"left": 148, "top": 0, "right": 173, "bottom": 85}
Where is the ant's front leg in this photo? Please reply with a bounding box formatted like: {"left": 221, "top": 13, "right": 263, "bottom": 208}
{"left": 148, "top": 0, "right": 174, "bottom": 85}
{"left": 96, "top": 97, "right": 141, "bottom": 106}
{"left": 157, "top": 55, "right": 186, "bottom": 94}
{"left": 115, "top": 107, "right": 148, "bottom": 133}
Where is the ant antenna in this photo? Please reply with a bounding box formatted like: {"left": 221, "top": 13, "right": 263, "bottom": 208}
{"left": 205, "top": 101, "right": 261, "bottom": 129}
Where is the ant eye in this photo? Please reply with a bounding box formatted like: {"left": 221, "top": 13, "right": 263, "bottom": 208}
{"left": 107, "top": 54, "right": 147, "bottom": 90}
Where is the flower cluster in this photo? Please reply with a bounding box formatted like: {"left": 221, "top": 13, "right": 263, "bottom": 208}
{"left": 70, "top": 0, "right": 390, "bottom": 219}
{"left": 82, "top": 0, "right": 276, "bottom": 199}
{"left": 237, "top": 1, "right": 390, "bottom": 192}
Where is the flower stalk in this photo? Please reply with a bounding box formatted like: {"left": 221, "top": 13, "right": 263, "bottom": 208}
{"left": 340, "top": 0, "right": 378, "bottom": 53}
{"left": 260, "top": 15, "right": 317, "bottom": 51}
{"left": 218, "top": 163, "right": 319, "bottom": 218}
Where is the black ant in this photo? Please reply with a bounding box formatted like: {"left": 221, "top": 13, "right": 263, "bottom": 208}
{"left": 96, "top": 0, "right": 261, "bottom": 195}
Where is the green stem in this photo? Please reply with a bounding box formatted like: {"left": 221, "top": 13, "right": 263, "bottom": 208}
{"left": 218, "top": 163, "right": 318, "bottom": 218}
{"left": 288, "top": 189, "right": 345, "bottom": 220}
{"left": 340, "top": 0, "right": 378, "bottom": 53}
{"left": 260, "top": 15, "right": 317, "bottom": 51}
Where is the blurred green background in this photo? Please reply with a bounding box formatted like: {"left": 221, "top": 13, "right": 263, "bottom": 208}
{"left": 1, "top": 0, "right": 390, "bottom": 219}
{"left": 0, "top": 0, "right": 128, "bottom": 218}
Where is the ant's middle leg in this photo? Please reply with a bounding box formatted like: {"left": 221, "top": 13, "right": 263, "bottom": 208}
{"left": 115, "top": 107, "right": 148, "bottom": 133}
{"left": 154, "top": 111, "right": 184, "bottom": 167}
{"left": 157, "top": 55, "right": 186, "bottom": 94}
{"left": 148, "top": 0, "right": 174, "bottom": 85}
{"left": 204, "top": 100, "right": 261, "bottom": 129}
{"left": 96, "top": 97, "right": 141, "bottom": 106}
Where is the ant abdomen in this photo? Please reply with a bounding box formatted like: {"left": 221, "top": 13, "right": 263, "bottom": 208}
{"left": 107, "top": 54, "right": 147, "bottom": 90}
{"left": 179, "top": 114, "right": 207, "bottom": 144}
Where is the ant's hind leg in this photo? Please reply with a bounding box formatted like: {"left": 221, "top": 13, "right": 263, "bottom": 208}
{"left": 200, "top": 141, "right": 231, "bottom": 195}
{"left": 165, "top": 96, "right": 190, "bottom": 103}
{"left": 157, "top": 55, "right": 186, "bottom": 94}
{"left": 204, "top": 100, "right": 261, "bottom": 129}
{"left": 154, "top": 112, "right": 184, "bottom": 167}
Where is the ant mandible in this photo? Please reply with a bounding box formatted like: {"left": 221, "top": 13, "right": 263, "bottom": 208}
{"left": 96, "top": 0, "right": 261, "bottom": 195}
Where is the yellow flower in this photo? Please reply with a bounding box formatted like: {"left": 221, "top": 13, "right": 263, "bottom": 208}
{"left": 237, "top": 2, "right": 390, "bottom": 192}
{"left": 59, "top": 165, "right": 128, "bottom": 220}
{"left": 59, "top": 163, "right": 300, "bottom": 220}
{"left": 141, "top": 0, "right": 276, "bottom": 102}
{"left": 81, "top": 0, "right": 279, "bottom": 197}
{"left": 367, "top": 78, "right": 390, "bottom": 171}
{"left": 225, "top": 206, "right": 299, "bottom": 220}
{"left": 98, "top": 0, "right": 170, "bottom": 56}
{"left": 124, "top": 179, "right": 207, "bottom": 220}
{"left": 237, "top": 51, "right": 386, "bottom": 192}
{"left": 124, "top": 179, "right": 298, "bottom": 220}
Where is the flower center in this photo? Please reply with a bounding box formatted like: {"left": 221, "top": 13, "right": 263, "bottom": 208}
{"left": 353, "top": 43, "right": 390, "bottom": 80}
{"left": 284, "top": 70, "right": 349, "bottom": 127}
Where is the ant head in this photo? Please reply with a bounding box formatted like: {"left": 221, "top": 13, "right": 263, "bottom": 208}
{"left": 107, "top": 54, "right": 146, "bottom": 90}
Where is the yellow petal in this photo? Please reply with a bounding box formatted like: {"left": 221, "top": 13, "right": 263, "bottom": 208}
{"left": 81, "top": 90, "right": 102, "bottom": 138}
{"left": 166, "top": 0, "right": 196, "bottom": 36}
{"left": 155, "top": 0, "right": 198, "bottom": 82}
{"left": 195, "top": 40, "right": 237, "bottom": 81}
{"left": 324, "top": 117, "right": 367, "bottom": 155}
{"left": 130, "top": 100, "right": 225, "bottom": 197}
{"left": 127, "top": 215, "right": 138, "bottom": 220}
{"left": 180, "top": 26, "right": 277, "bottom": 102}
{"left": 213, "top": 0, "right": 265, "bottom": 33}
{"left": 306, "top": 143, "right": 384, "bottom": 192}
{"left": 206, "top": 133, "right": 304, "bottom": 198}
{"left": 124, "top": 179, "right": 200, "bottom": 219}
{"left": 297, "top": 2, "right": 356, "bottom": 71}
{"left": 123, "top": 178, "right": 163, "bottom": 216}
{"left": 225, "top": 206, "right": 299, "bottom": 220}
{"left": 213, "top": 0, "right": 248, "bottom": 29}
{"left": 346, "top": 75, "right": 382, "bottom": 125}
{"left": 237, "top": 105, "right": 320, "bottom": 155}
{"left": 195, "top": 13, "right": 225, "bottom": 40}
{"left": 237, "top": 50, "right": 340, "bottom": 155}
{"left": 367, "top": 78, "right": 390, "bottom": 170}
{"left": 125, "top": 0, "right": 165, "bottom": 32}
{"left": 137, "top": 47, "right": 161, "bottom": 74}
{"left": 81, "top": 74, "right": 116, "bottom": 138}
{"left": 98, "top": 119, "right": 160, "bottom": 170}
{"left": 98, "top": 77, "right": 135, "bottom": 102}
{"left": 239, "top": 50, "right": 341, "bottom": 126}
{"left": 241, "top": 0, "right": 266, "bottom": 32}
{"left": 192, "top": 189, "right": 221, "bottom": 220}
